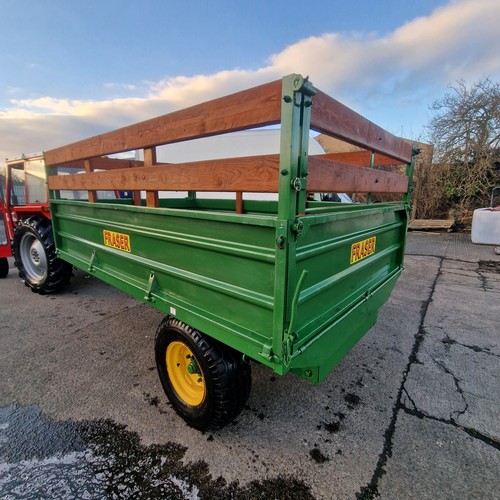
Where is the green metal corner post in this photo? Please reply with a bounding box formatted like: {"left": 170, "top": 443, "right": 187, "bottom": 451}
{"left": 400, "top": 145, "right": 420, "bottom": 258}
{"left": 403, "top": 146, "right": 420, "bottom": 208}
{"left": 270, "top": 74, "right": 315, "bottom": 369}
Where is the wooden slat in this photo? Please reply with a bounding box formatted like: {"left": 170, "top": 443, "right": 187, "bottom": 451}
{"left": 315, "top": 151, "right": 401, "bottom": 167}
{"left": 307, "top": 157, "right": 409, "bottom": 194}
{"left": 48, "top": 155, "right": 280, "bottom": 193}
{"left": 310, "top": 89, "right": 413, "bottom": 164}
{"left": 63, "top": 157, "right": 145, "bottom": 170}
{"left": 45, "top": 80, "right": 283, "bottom": 166}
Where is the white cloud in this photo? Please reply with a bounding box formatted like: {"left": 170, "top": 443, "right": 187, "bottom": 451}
{"left": 1, "top": 0, "right": 498, "bottom": 160}
{"left": 268, "top": 0, "right": 499, "bottom": 97}
{"left": 103, "top": 83, "right": 138, "bottom": 91}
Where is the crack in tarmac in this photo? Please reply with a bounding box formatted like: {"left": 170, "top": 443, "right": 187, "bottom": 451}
{"left": 399, "top": 404, "right": 500, "bottom": 452}
{"left": 439, "top": 330, "right": 499, "bottom": 358}
{"left": 355, "top": 256, "right": 445, "bottom": 500}
{"left": 476, "top": 270, "right": 494, "bottom": 293}
{"left": 476, "top": 261, "right": 500, "bottom": 294}
{"left": 357, "top": 255, "right": 500, "bottom": 499}
{"left": 425, "top": 350, "right": 469, "bottom": 421}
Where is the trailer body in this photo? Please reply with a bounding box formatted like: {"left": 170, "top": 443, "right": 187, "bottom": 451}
{"left": 44, "top": 75, "right": 416, "bottom": 427}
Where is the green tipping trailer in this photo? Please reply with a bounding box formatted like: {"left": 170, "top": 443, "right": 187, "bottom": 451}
{"left": 45, "top": 74, "right": 417, "bottom": 430}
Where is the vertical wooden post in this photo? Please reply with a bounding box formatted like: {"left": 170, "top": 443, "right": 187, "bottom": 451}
{"left": 84, "top": 159, "right": 97, "bottom": 202}
{"left": 132, "top": 191, "right": 142, "bottom": 206}
{"left": 236, "top": 192, "right": 243, "bottom": 214}
{"left": 144, "top": 147, "right": 159, "bottom": 208}
{"left": 366, "top": 151, "right": 374, "bottom": 204}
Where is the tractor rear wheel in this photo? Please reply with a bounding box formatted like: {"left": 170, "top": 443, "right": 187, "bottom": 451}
{"left": 155, "top": 316, "right": 251, "bottom": 431}
{"left": 13, "top": 216, "right": 72, "bottom": 293}
{"left": 0, "top": 257, "right": 8, "bottom": 278}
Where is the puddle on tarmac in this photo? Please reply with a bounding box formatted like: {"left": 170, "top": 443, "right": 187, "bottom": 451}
{"left": 0, "top": 404, "right": 313, "bottom": 499}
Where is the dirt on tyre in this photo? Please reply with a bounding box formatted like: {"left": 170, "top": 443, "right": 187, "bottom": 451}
{"left": 0, "top": 257, "right": 8, "bottom": 278}
{"left": 13, "top": 216, "right": 72, "bottom": 293}
{"left": 155, "top": 316, "right": 251, "bottom": 431}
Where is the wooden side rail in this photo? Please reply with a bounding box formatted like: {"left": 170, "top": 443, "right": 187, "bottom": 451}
{"left": 48, "top": 155, "right": 408, "bottom": 196}
{"left": 45, "top": 75, "right": 414, "bottom": 213}
{"left": 48, "top": 155, "right": 281, "bottom": 193}
{"left": 317, "top": 151, "right": 401, "bottom": 167}
{"left": 58, "top": 152, "right": 400, "bottom": 172}
{"left": 307, "top": 157, "right": 408, "bottom": 194}
{"left": 62, "top": 157, "right": 146, "bottom": 170}
{"left": 310, "top": 89, "right": 413, "bottom": 164}
{"left": 45, "top": 80, "right": 283, "bottom": 166}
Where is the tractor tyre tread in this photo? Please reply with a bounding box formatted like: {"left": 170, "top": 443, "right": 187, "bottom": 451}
{"left": 13, "top": 216, "right": 72, "bottom": 294}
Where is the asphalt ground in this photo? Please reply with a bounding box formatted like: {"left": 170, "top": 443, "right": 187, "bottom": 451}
{"left": 1, "top": 232, "right": 499, "bottom": 499}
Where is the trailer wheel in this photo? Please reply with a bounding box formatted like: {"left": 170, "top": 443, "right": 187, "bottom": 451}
{"left": 155, "top": 316, "right": 251, "bottom": 431}
{"left": 0, "top": 257, "right": 8, "bottom": 278}
{"left": 13, "top": 216, "right": 72, "bottom": 294}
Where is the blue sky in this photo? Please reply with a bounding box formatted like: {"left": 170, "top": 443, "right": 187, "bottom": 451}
{"left": 1, "top": 0, "right": 499, "bottom": 160}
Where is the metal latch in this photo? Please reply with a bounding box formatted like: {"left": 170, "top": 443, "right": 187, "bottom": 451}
{"left": 291, "top": 219, "right": 304, "bottom": 235}
{"left": 291, "top": 177, "right": 307, "bottom": 192}
{"left": 88, "top": 250, "right": 98, "bottom": 272}
{"left": 283, "top": 269, "right": 308, "bottom": 366}
{"left": 259, "top": 344, "right": 278, "bottom": 363}
{"left": 144, "top": 271, "right": 157, "bottom": 302}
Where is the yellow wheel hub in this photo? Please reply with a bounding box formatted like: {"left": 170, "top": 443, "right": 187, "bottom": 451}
{"left": 166, "top": 341, "right": 206, "bottom": 407}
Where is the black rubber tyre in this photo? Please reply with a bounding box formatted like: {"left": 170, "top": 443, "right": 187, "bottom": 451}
{"left": 0, "top": 257, "right": 8, "bottom": 278}
{"left": 155, "top": 316, "right": 251, "bottom": 431}
{"left": 12, "top": 216, "right": 72, "bottom": 294}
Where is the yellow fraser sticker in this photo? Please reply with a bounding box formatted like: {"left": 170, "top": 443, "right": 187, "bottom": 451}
{"left": 350, "top": 236, "right": 376, "bottom": 265}
{"left": 103, "top": 230, "right": 131, "bottom": 253}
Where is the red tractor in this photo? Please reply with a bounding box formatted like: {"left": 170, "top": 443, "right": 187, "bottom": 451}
{"left": 0, "top": 154, "right": 72, "bottom": 291}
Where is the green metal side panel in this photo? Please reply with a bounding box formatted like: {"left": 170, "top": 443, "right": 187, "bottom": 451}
{"left": 287, "top": 203, "right": 408, "bottom": 383}
{"left": 50, "top": 198, "right": 409, "bottom": 382}
{"left": 50, "top": 199, "right": 281, "bottom": 370}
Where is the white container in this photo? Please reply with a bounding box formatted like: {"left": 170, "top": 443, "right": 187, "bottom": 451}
{"left": 471, "top": 208, "right": 500, "bottom": 244}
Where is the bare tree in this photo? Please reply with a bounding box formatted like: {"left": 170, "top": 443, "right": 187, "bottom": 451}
{"left": 427, "top": 78, "right": 500, "bottom": 216}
